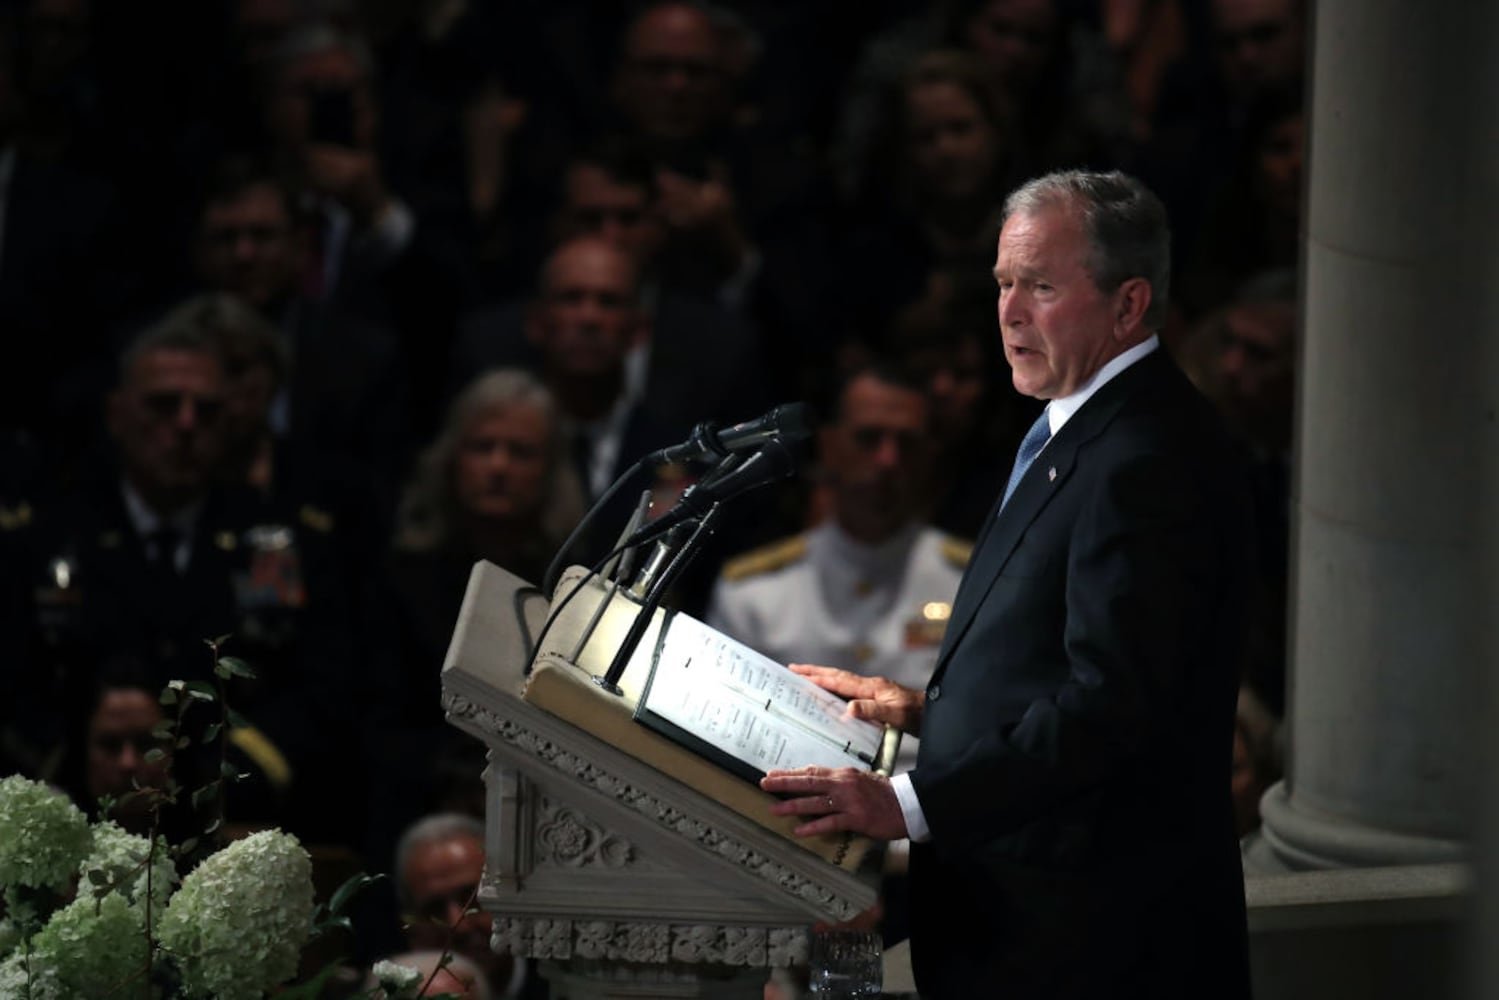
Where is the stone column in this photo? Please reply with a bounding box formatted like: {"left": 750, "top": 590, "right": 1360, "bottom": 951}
{"left": 1243, "top": 0, "right": 1499, "bottom": 874}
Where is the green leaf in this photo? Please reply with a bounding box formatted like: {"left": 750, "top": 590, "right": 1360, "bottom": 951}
{"left": 143, "top": 748, "right": 166, "bottom": 763}
{"left": 151, "top": 723, "right": 175, "bottom": 739}
{"left": 212, "top": 633, "right": 233, "bottom": 647}
{"left": 192, "top": 784, "right": 218, "bottom": 811}
{"left": 175, "top": 736, "right": 190, "bottom": 749}
{"left": 184, "top": 680, "right": 217, "bottom": 702}
{"left": 86, "top": 868, "right": 110, "bottom": 886}
{"left": 217, "top": 655, "right": 256, "bottom": 680}
{"left": 221, "top": 760, "right": 239, "bottom": 778}
{"left": 159, "top": 688, "right": 178, "bottom": 706}
{"left": 202, "top": 722, "right": 223, "bottom": 744}
{"left": 327, "top": 871, "right": 383, "bottom": 918}
{"left": 213, "top": 661, "right": 231, "bottom": 679}
{"left": 202, "top": 818, "right": 222, "bottom": 836}
{"left": 226, "top": 707, "right": 252, "bottom": 729}
{"left": 177, "top": 837, "right": 199, "bottom": 857}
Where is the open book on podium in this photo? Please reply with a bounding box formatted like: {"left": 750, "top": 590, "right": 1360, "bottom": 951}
{"left": 516, "top": 564, "right": 900, "bottom": 872}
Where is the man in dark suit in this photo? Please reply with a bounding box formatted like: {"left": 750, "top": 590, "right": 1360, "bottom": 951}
{"left": 763, "top": 170, "right": 1254, "bottom": 999}
{"left": 5, "top": 312, "right": 359, "bottom": 843}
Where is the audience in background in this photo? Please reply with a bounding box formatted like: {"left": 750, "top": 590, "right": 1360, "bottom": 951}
{"left": 835, "top": 49, "right": 1023, "bottom": 350}
{"left": 452, "top": 137, "right": 773, "bottom": 434}
{"left": 0, "top": 0, "right": 1307, "bottom": 981}
{"left": 188, "top": 156, "right": 412, "bottom": 533}
{"left": 882, "top": 272, "right": 1041, "bottom": 539}
{"left": 362, "top": 369, "right": 579, "bottom": 946}
{"left": 64, "top": 668, "right": 172, "bottom": 835}
{"left": 394, "top": 813, "right": 543, "bottom": 999}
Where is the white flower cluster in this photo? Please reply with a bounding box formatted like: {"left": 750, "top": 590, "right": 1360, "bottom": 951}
{"left": 159, "top": 829, "right": 315, "bottom": 1000}
{"left": 26, "top": 891, "right": 145, "bottom": 997}
{"left": 0, "top": 776, "right": 323, "bottom": 999}
{"left": 0, "top": 775, "right": 92, "bottom": 892}
{"left": 82, "top": 820, "right": 177, "bottom": 910}
{"left": 371, "top": 958, "right": 424, "bottom": 993}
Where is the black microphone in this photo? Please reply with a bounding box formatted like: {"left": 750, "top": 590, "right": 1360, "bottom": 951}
{"left": 647, "top": 402, "right": 814, "bottom": 466}
{"left": 625, "top": 437, "right": 798, "bottom": 548}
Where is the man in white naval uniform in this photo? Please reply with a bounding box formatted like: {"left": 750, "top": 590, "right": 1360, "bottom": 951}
{"left": 706, "top": 365, "right": 971, "bottom": 767}
{"left": 708, "top": 364, "right": 968, "bottom": 947}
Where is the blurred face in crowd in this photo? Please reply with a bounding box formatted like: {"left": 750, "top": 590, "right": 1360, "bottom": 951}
{"left": 613, "top": 3, "right": 725, "bottom": 142}
{"left": 196, "top": 182, "right": 304, "bottom": 309}
{"left": 995, "top": 206, "right": 1143, "bottom": 400}
{"left": 1212, "top": 0, "right": 1304, "bottom": 100}
{"left": 906, "top": 334, "right": 991, "bottom": 443}
{"left": 558, "top": 164, "right": 664, "bottom": 268}
{"left": 961, "top": 0, "right": 1057, "bottom": 92}
{"left": 1254, "top": 111, "right": 1304, "bottom": 221}
{"left": 402, "top": 832, "right": 495, "bottom": 978}
{"left": 108, "top": 348, "right": 227, "bottom": 513}
{"left": 528, "top": 239, "right": 644, "bottom": 382}
{"left": 453, "top": 401, "right": 552, "bottom": 526}
{"left": 822, "top": 374, "right": 933, "bottom": 543}
{"left": 87, "top": 687, "right": 170, "bottom": 827}
{"left": 905, "top": 80, "right": 1001, "bottom": 205}
{"left": 1213, "top": 301, "right": 1295, "bottom": 441}
{"left": 267, "top": 42, "right": 376, "bottom": 152}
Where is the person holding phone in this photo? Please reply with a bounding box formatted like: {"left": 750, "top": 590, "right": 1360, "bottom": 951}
{"left": 262, "top": 24, "right": 413, "bottom": 296}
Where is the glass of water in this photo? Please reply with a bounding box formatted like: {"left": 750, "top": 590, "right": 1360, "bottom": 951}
{"left": 809, "top": 928, "right": 883, "bottom": 998}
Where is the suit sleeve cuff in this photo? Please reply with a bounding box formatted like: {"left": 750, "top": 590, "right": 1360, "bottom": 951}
{"left": 890, "top": 771, "right": 931, "bottom": 843}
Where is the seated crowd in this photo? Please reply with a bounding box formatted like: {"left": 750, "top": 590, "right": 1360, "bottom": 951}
{"left": 0, "top": 0, "right": 1307, "bottom": 993}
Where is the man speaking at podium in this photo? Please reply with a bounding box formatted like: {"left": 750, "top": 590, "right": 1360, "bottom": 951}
{"left": 762, "top": 171, "right": 1254, "bottom": 1000}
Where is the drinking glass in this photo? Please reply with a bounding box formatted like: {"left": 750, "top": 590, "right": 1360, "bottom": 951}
{"left": 808, "top": 928, "right": 883, "bottom": 998}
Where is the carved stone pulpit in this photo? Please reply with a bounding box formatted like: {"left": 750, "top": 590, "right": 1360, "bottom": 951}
{"left": 441, "top": 561, "right": 881, "bottom": 1000}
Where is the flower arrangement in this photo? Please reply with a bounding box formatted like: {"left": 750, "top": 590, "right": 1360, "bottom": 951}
{"left": 0, "top": 641, "right": 470, "bottom": 999}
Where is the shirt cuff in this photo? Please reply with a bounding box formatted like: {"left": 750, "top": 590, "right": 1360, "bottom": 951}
{"left": 890, "top": 771, "right": 931, "bottom": 843}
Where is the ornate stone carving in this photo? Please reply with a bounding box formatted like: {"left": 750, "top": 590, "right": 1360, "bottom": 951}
{"left": 445, "top": 693, "right": 858, "bottom": 920}
{"left": 490, "top": 917, "right": 807, "bottom": 968}
{"left": 768, "top": 926, "right": 810, "bottom": 966}
{"left": 534, "top": 800, "right": 633, "bottom": 869}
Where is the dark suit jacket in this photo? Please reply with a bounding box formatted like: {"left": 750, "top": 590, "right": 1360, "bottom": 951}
{"left": 10, "top": 473, "right": 360, "bottom": 837}
{"left": 907, "top": 351, "right": 1254, "bottom": 1000}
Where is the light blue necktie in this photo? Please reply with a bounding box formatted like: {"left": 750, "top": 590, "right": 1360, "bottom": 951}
{"left": 1001, "top": 407, "right": 1052, "bottom": 511}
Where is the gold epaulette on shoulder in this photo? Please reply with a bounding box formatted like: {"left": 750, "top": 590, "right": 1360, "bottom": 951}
{"left": 720, "top": 534, "right": 808, "bottom": 582}
{"left": 940, "top": 535, "right": 974, "bottom": 569}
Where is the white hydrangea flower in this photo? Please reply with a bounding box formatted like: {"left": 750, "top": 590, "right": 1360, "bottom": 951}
{"left": 371, "top": 958, "right": 424, "bottom": 994}
{"left": 25, "top": 890, "right": 144, "bottom": 998}
{"left": 0, "top": 950, "right": 44, "bottom": 999}
{"left": 0, "top": 776, "right": 91, "bottom": 892}
{"left": 159, "top": 829, "right": 315, "bottom": 1000}
{"left": 81, "top": 820, "right": 176, "bottom": 910}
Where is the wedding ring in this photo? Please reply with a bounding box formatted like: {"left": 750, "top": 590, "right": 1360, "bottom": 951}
{"left": 825, "top": 796, "right": 835, "bottom": 810}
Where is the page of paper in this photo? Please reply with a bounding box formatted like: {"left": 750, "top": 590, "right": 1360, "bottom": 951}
{"left": 639, "top": 612, "right": 884, "bottom": 772}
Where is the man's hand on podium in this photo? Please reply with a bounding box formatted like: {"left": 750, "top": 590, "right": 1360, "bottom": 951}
{"left": 788, "top": 663, "right": 925, "bottom": 736}
{"left": 761, "top": 765, "right": 908, "bottom": 841}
